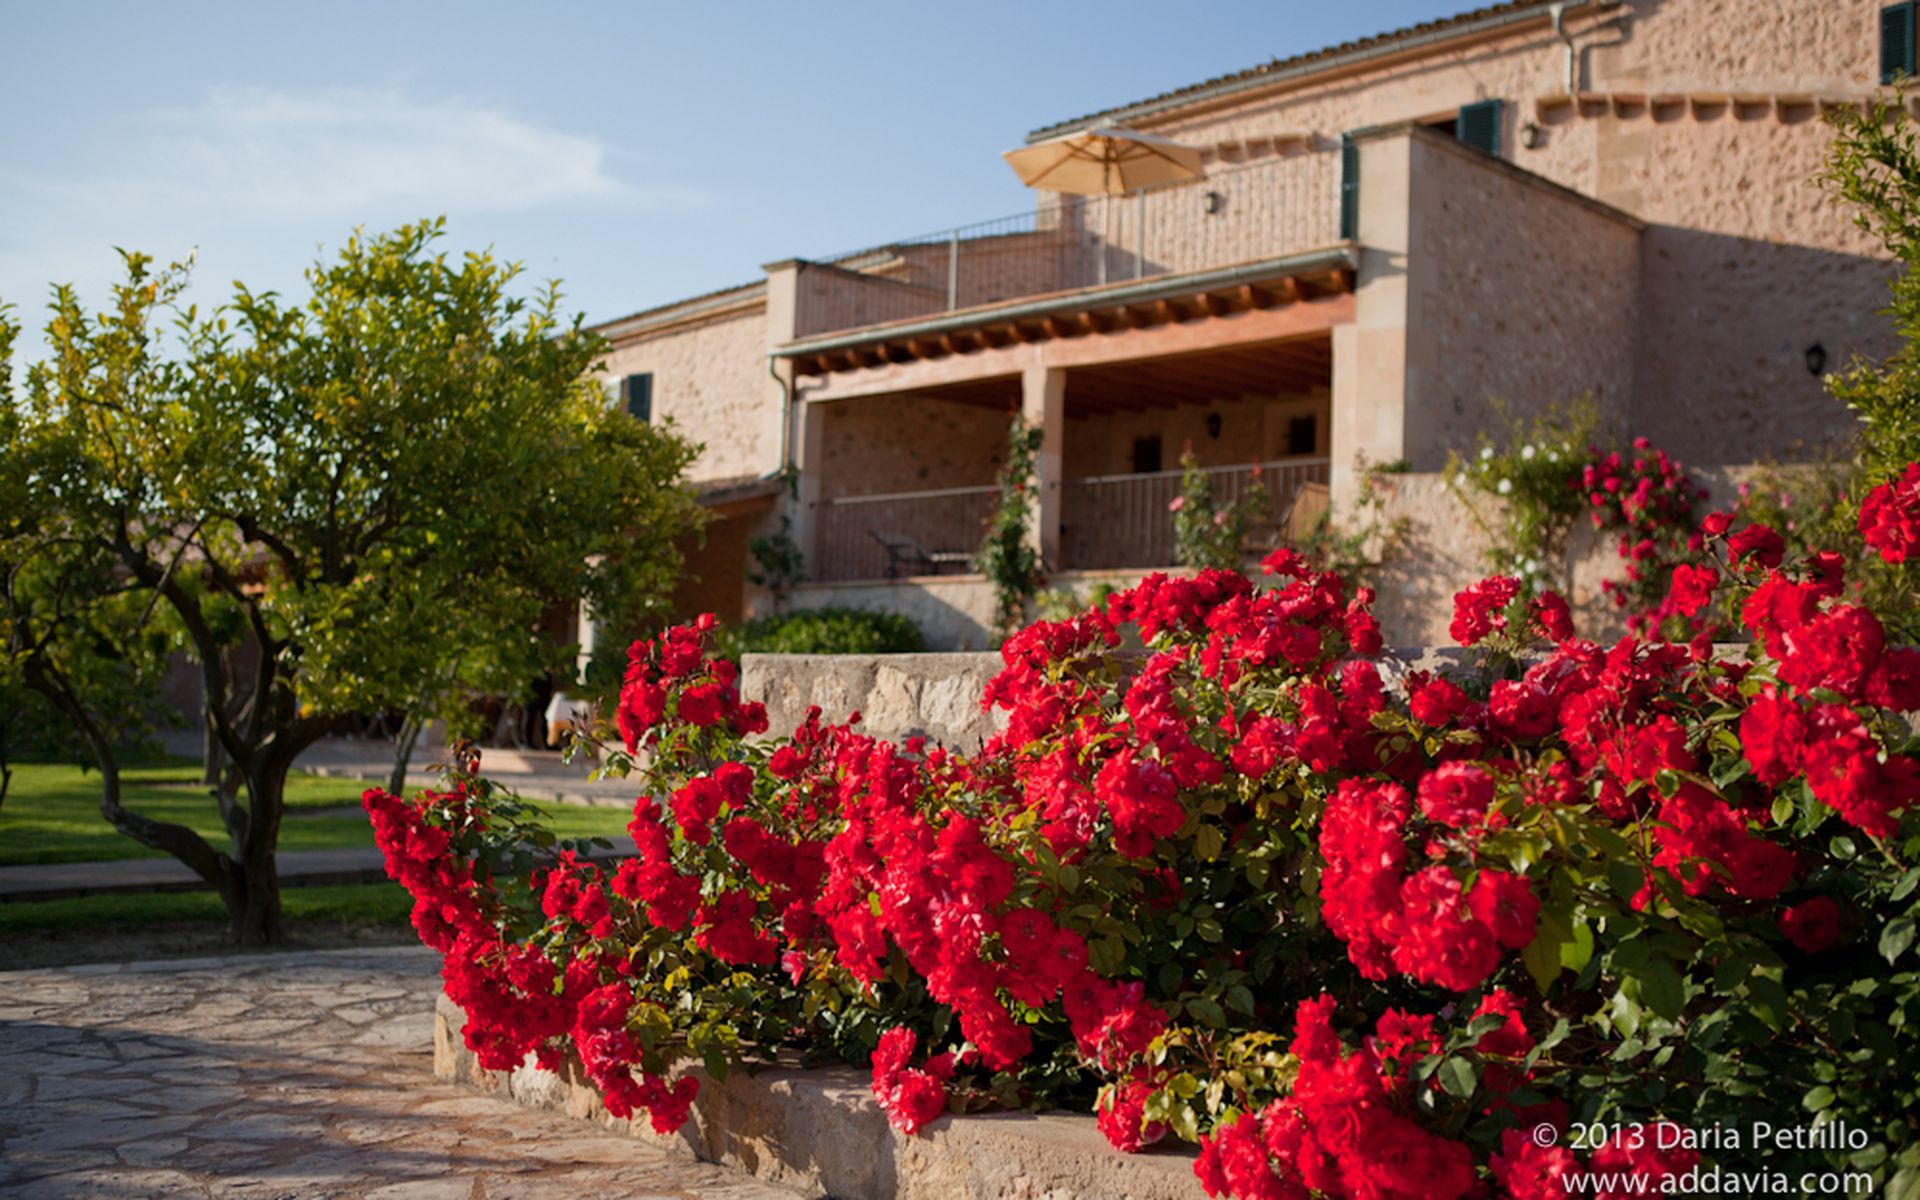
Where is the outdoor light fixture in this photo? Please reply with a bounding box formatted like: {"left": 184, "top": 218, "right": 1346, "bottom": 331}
{"left": 1203, "top": 190, "right": 1223, "bottom": 214}
{"left": 1805, "top": 342, "right": 1828, "bottom": 376}
{"left": 1519, "top": 123, "right": 1543, "bottom": 149}
{"left": 1206, "top": 413, "right": 1223, "bottom": 439}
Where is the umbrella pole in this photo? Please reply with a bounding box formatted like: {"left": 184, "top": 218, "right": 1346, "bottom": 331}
{"left": 1136, "top": 187, "right": 1146, "bottom": 280}
{"left": 1099, "top": 193, "right": 1109, "bottom": 287}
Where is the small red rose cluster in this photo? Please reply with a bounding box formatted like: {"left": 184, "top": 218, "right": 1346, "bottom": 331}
{"left": 1582, "top": 438, "right": 1710, "bottom": 636}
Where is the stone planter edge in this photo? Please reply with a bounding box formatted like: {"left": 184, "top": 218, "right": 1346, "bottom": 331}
{"left": 433, "top": 992, "right": 1205, "bottom": 1200}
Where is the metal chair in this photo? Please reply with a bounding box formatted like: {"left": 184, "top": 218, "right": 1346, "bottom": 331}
{"left": 869, "top": 530, "right": 972, "bottom": 578}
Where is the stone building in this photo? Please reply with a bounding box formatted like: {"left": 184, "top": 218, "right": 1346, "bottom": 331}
{"left": 593, "top": 0, "right": 1902, "bottom": 648}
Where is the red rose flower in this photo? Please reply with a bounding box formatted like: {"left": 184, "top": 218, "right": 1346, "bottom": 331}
{"left": 1778, "top": 895, "right": 1842, "bottom": 953}
{"left": 1859, "top": 462, "right": 1920, "bottom": 563}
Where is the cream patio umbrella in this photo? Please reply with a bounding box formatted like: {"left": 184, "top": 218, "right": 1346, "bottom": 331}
{"left": 1002, "top": 125, "right": 1205, "bottom": 196}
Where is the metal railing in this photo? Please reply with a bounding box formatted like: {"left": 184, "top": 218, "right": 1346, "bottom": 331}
{"left": 793, "top": 150, "right": 1343, "bottom": 339}
{"left": 814, "top": 484, "right": 998, "bottom": 583}
{"left": 1059, "top": 459, "right": 1331, "bottom": 571}
{"left": 811, "top": 459, "right": 1333, "bottom": 582}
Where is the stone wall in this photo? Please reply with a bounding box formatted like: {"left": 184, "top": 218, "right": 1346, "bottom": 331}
{"left": 595, "top": 302, "right": 780, "bottom": 486}
{"left": 434, "top": 993, "right": 1206, "bottom": 1200}
{"left": 742, "top": 650, "right": 1007, "bottom": 749}
{"left": 816, "top": 392, "right": 1014, "bottom": 500}
{"left": 784, "top": 567, "right": 1159, "bottom": 652}
{"left": 1129, "top": 0, "right": 1890, "bottom": 466}
{"left": 1402, "top": 130, "right": 1644, "bottom": 469}
{"left": 1363, "top": 464, "right": 1802, "bottom": 645}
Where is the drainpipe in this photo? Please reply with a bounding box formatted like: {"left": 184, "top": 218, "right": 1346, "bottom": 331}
{"left": 1550, "top": 2, "right": 1578, "bottom": 96}
{"left": 769, "top": 355, "right": 792, "bottom": 475}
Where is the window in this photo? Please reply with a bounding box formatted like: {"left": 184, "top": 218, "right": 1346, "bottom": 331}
{"left": 1885, "top": 3, "right": 1916, "bottom": 83}
{"left": 1457, "top": 99, "right": 1503, "bottom": 157}
{"left": 621, "top": 373, "right": 653, "bottom": 423}
{"left": 1339, "top": 133, "right": 1360, "bottom": 240}
{"left": 1288, "top": 415, "right": 1319, "bottom": 457}
{"left": 1131, "top": 435, "right": 1163, "bottom": 475}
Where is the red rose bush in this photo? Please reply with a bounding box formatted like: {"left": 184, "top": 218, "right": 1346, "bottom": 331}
{"left": 368, "top": 502, "right": 1920, "bottom": 1199}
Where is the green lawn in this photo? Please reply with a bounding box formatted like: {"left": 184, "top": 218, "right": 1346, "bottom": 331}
{"left": 0, "top": 880, "right": 416, "bottom": 936}
{"left": 0, "top": 762, "right": 637, "bottom": 866}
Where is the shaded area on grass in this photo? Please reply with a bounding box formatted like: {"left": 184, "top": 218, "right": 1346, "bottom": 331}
{"left": 0, "top": 881, "right": 418, "bottom": 970}
{"left": 0, "top": 761, "right": 640, "bottom": 866}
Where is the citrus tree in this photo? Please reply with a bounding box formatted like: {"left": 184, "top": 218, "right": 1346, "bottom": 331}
{"left": 0, "top": 220, "right": 702, "bottom": 943}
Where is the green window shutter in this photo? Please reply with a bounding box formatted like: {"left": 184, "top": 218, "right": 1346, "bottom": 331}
{"left": 1458, "top": 99, "right": 1503, "bottom": 156}
{"left": 1884, "top": 3, "right": 1916, "bottom": 84}
{"left": 1339, "top": 133, "right": 1360, "bottom": 240}
{"left": 621, "top": 372, "right": 653, "bottom": 422}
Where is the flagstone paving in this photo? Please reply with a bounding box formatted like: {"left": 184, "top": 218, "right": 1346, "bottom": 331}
{"left": 0, "top": 946, "right": 805, "bottom": 1199}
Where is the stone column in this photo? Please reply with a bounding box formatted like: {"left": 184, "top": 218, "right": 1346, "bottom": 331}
{"left": 1329, "top": 130, "right": 1415, "bottom": 511}
{"left": 792, "top": 396, "right": 828, "bottom": 574}
{"left": 1020, "top": 364, "right": 1066, "bottom": 569}
{"left": 762, "top": 259, "right": 820, "bottom": 572}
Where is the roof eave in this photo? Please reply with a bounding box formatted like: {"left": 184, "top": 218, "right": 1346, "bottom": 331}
{"left": 1025, "top": 1, "right": 1606, "bottom": 143}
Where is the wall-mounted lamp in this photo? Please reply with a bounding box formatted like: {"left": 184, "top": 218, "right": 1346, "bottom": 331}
{"left": 1805, "top": 342, "right": 1828, "bottom": 377}
{"left": 1519, "top": 123, "right": 1543, "bottom": 149}
{"left": 1203, "top": 190, "right": 1223, "bottom": 215}
{"left": 1205, "top": 413, "right": 1223, "bottom": 439}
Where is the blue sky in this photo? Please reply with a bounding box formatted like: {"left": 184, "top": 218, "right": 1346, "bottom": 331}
{"left": 3, "top": 1, "right": 1467, "bottom": 330}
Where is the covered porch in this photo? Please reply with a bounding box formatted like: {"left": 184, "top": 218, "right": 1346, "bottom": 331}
{"left": 801, "top": 335, "right": 1335, "bottom": 583}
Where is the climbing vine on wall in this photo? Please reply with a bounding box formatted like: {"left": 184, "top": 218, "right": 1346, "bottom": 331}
{"left": 974, "top": 416, "right": 1046, "bottom": 641}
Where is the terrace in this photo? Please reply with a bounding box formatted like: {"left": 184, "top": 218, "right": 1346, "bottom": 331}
{"left": 777, "top": 142, "right": 1351, "bottom": 584}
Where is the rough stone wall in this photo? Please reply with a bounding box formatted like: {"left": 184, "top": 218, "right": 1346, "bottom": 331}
{"left": 435, "top": 995, "right": 1206, "bottom": 1200}
{"left": 1402, "top": 132, "right": 1643, "bottom": 469}
{"left": 595, "top": 304, "right": 778, "bottom": 485}
{"left": 816, "top": 393, "right": 1014, "bottom": 499}
{"left": 1365, "top": 464, "right": 1797, "bottom": 645}
{"left": 786, "top": 568, "right": 1159, "bottom": 652}
{"left": 742, "top": 652, "right": 1008, "bottom": 749}
{"left": 1063, "top": 392, "right": 1331, "bottom": 478}
{"left": 1618, "top": 118, "right": 1891, "bottom": 459}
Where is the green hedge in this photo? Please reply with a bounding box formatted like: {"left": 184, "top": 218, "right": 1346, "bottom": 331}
{"left": 715, "top": 607, "right": 924, "bottom": 658}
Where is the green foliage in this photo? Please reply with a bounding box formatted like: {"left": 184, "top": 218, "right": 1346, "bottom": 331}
{"left": 1821, "top": 91, "right": 1920, "bottom": 481}
{"left": 1447, "top": 398, "right": 1603, "bottom": 593}
{"left": 712, "top": 607, "right": 924, "bottom": 658}
{"left": 975, "top": 416, "right": 1046, "bottom": 639}
{"left": 1171, "top": 446, "right": 1270, "bottom": 572}
{"left": 747, "top": 514, "right": 807, "bottom": 610}
{"left": 1036, "top": 582, "right": 1120, "bottom": 623}
{"left": 1294, "top": 457, "right": 1409, "bottom": 591}
{"left": 0, "top": 220, "right": 703, "bottom": 940}
{"left": 0, "top": 305, "right": 172, "bottom": 808}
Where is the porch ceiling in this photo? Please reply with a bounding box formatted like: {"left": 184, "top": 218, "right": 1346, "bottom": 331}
{"left": 1064, "top": 336, "right": 1331, "bottom": 413}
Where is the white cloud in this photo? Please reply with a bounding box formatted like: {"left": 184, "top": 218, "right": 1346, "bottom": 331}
{"left": 138, "top": 83, "right": 693, "bottom": 218}
{"left": 0, "top": 83, "right": 709, "bottom": 319}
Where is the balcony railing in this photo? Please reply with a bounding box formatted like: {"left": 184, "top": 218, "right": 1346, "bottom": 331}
{"left": 814, "top": 484, "right": 999, "bottom": 583}
{"left": 794, "top": 150, "right": 1343, "bottom": 340}
{"left": 1059, "top": 459, "right": 1330, "bottom": 571}
{"left": 810, "top": 459, "right": 1332, "bottom": 583}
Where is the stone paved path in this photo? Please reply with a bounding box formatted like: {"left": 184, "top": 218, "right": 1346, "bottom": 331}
{"left": 0, "top": 946, "right": 805, "bottom": 1199}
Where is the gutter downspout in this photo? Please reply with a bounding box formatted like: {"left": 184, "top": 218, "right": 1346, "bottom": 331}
{"left": 1550, "top": 2, "right": 1578, "bottom": 96}
{"left": 769, "top": 355, "right": 793, "bottom": 475}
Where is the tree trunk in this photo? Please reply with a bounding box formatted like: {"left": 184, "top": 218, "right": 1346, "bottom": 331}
{"left": 228, "top": 861, "right": 285, "bottom": 946}
{"left": 387, "top": 711, "right": 424, "bottom": 797}
{"left": 232, "top": 746, "right": 296, "bottom": 947}
{"left": 201, "top": 710, "right": 226, "bottom": 787}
